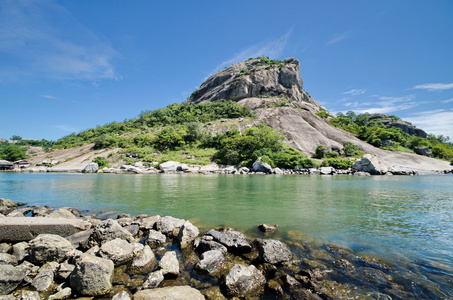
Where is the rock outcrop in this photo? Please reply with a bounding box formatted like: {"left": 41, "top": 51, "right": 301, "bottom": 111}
{"left": 369, "top": 113, "right": 427, "bottom": 138}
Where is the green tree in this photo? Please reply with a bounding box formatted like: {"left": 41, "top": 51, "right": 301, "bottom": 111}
{"left": 343, "top": 141, "right": 358, "bottom": 157}
{"left": 1, "top": 144, "right": 26, "bottom": 161}
{"left": 314, "top": 145, "right": 328, "bottom": 159}
{"left": 10, "top": 135, "right": 22, "bottom": 141}
{"left": 92, "top": 157, "right": 110, "bottom": 169}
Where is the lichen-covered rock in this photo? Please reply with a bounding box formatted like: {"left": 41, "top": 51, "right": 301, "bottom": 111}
{"left": 256, "top": 239, "right": 292, "bottom": 264}
{"left": 225, "top": 264, "right": 266, "bottom": 297}
{"left": 69, "top": 254, "right": 114, "bottom": 296}
{"left": 158, "top": 251, "right": 179, "bottom": 277}
{"left": 155, "top": 216, "right": 185, "bottom": 238}
{"left": 0, "top": 264, "right": 26, "bottom": 295}
{"left": 28, "top": 234, "right": 75, "bottom": 265}
{"left": 205, "top": 228, "right": 251, "bottom": 253}
{"left": 195, "top": 250, "right": 225, "bottom": 274}
{"left": 177, "top": 221, "right": 199, "bottom": 248}
{"left": 134, "top": 286, "right": 204, "bottom": 300}
{"left": 91, "top": 219, "right": 133, "bottom": 244}
{"left": 99, "top": 238, "right": 135, "bottom": 266}
{"left": 146, "top": 230, "right": 166, "bottom": 248}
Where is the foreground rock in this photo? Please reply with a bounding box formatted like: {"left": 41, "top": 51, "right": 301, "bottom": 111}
{"left": 134, "top": 286, "right": 204, "bottom": 300}
{"left": 28, "top": 234, "right": 75, "bottom": 265}
{"left": 205, "top": 228, "right": 252, "bottom": 253}
{"left": 0, "top": 265, "right": 26, "bottom": 295}
{"left": 225, "top": 264, "right": 266, "bottom": 297}
{"left": 256, "top": 238, "right": 292, "bottom": 264}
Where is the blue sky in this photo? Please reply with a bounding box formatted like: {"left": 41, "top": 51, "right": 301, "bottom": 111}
{"left": 1, "top": 0, "right": 452, "bottom": 141}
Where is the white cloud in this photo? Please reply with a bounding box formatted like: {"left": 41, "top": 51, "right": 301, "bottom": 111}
{"left": 442, "top": 98, "right": 453, "bottom": 103}
{"left": 41, "top": 95, "right": 56, "bottom": 100}
{"left": 343, "top": 89, "right": 366, "bottom": 96}
{"left": 55, "top": 125, "right": 79, "bottom": 133}
{"left": 326, "top": 31, "right": 351, "bottom": 46}
{"left": 0, "top": 0, "right": 120, "bottom": 82}
{"left": 340, "top": 94, "right": 421, "bottom": 115}
{"left": 209, "top": 28, "right": 293, "bottom": 76}
{"left": 413, "top": 83, "right": 453, "bottom": 91}
{"left": 405, "top": 110, "right": 453, "bottom": 138}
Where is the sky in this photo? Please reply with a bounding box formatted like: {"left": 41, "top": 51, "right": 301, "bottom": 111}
{"left": 1, "top": 0, "right": 452, "bottom": 141}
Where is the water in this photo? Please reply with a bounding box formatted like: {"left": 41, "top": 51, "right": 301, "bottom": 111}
{"left": 1, "top": 172, "right": 452, "bottom": 298}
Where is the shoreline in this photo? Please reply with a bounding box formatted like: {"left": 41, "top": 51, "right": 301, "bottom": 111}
{"left": 0, "top": 199, "right": 450, "bottom": 299}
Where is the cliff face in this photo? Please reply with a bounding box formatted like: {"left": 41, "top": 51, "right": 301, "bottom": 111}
{"left": 188, "top": 57, "right": 451, "bottom": 172}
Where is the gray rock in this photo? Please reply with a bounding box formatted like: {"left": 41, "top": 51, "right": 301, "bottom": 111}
{"left": 353, "top": 154, "right": 388, "bottom": 175}
{"left": 112, "top": 290, "right": 131, "bottom": 300}
{"left": 56, "top": 262, "right": 74, "bottom": 281}
{"left": 133, "top": 215, "right": 160, "bottom": 230}
{"left": 0, "top": 264, "right": 26, "bottom": 295}
{"left": 320, "top": 166, "right": 335, "bottom": 175}
{"left": 158, "top": 251, "right": 179, "bottom": 277}
{"left": 0, "top": 254, "right": 17, "bottom": 266}
{"left": 134, "top": 286, "right": 204, "bottom": 300}
{"left": 415, "top": 146, "right": 432, "bottom": 156}
{"left": 130, "top": 244, "right": 155, "bottom": 274}
{"left": 146, "top": 230, "right": 166, "bottom": 248}
{"left": 46, "top": 208, "right": 76, "bottom": 219}
{"left": 82, "top": 163, "right": 98, "bottom": 173}
{"left": 0, "top": 199, "right": 16, "bottom": 208}
{"left": 32, "top": 206, "right": 51, "bottom": 217}
{"left": 65, "top": 229, "right": 93, "bottom": 250}
{"left": 252, "top": 158, "right": 273, "bottom": 173}
{"left": 123, "top": 224, "right": 140, "bottom": 237}
{"left": 177, "top": 221, "right": 199, "bottom": 248}
{"left": 6, "top": 210, "right": 25, "bottom": 218}
{"left": 15, "top": 291, "right": 41, "bottom": 300}
{"left": 177, "top": 164, "right": 189, "bottom": 171}
{"left": 155, "top": 216, "right": 185, "bottom": 238}
{"left": 194, "top": 236, "right": 228, "bottom": 255}
{"left": 225, "top": 264, "right": 266, "bottom": 297}
{"left": 205, "top": 228, "right": 252, "bottom": 253}
{"left": 28, "top": 234, "right": 75, "bottom": 265}
{"left": 141, "top": 270, "right": 164, "bottom": 289}
{"left": 256, "top": 239, "right": 292, "bottom": 264}
{"left": 258, "top": 224, "right": 279, "bottom": 233}
{"left": 48, "top": 287, "right": 72, "bottom": 300}
{"left": 91, "top": 219, "right": 133, "bottom": 244}
{"left": 195, "top": 250, "right": 225, "bottom": 274}
{"left": 99, "top": 238, "right": 135, "bottom": 266}
{"left": 69, "top": 253, "right": 114, "bottom": 296}
{"left": 159, "top": 161, "right": 180, "bottom": 172}
{"left": 12, "top": 242, "right": 28, "bottom": 262}
{"left": 31, "top": 262, "right": 58, "bottom": 291}
{"left": 273, "top": 167, "right": 283, "bottom": 174}
{"left": 0, "top": 243, "right": 12, "bottom": 254}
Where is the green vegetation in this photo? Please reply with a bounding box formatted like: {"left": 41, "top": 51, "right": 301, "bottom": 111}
{"left": 320, "top": 158, "right": 353, "bottom": 169}
{"left": 237, "top": 57, "right": 286, "bottom": 78}
{"left": 328, "top": 111, "right": 453, "bottom": 160}
{"left": 0, "top": 144, "right": 26, "bottom": 161}
{"left": 92, "top": 157, "right": 110, "bottom": 169}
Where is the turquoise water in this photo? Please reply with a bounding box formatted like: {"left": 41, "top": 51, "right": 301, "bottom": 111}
{"left": 1, "top": 172, "right": 452, "bottom": 297}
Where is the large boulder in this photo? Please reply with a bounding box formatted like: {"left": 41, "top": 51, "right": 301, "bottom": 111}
{"left": 352, "top": 154, "right": 389, "bottom": 174}
{"left": 177, "top": 221, "right": 199, "bottom": 248}
{"left": 195, "top": 250, "right": 225, "bottom": 274}
{"left": 0, "top": 199, "right": 16, "bottom": 208}
{"left": 155, "top": 216, "right": 185, "bottom": 238}
{"left": 82, "top": 163, "right": 98, "bottom": 173}
{"left": 91, "top": 219, "right": 133, "bottom": 244}
{"left": 159, "top": 161, "right": 180, "bottom": 172}
{"left": 46, "top": 208, "right": 77, "bottom": 219}
{"left": 225, "top": 264, "right": 266, "bottom": 297}
{"left": 130, "top": 244, "right": 155, "bottom": 274}
{"left": 99, "top": 238, "right": 135, "bottom": 266}
{"left": 255, "top": 239, "right": 292, "bottom": 264}
{"left": 158, "top": 251, "right": 179, "bottom": 277}
{"left": 69, "top": 253, "right": 114, "bottom": 296}
{"left": 31, "top": 262, "right": 58, "bottom": 291}
{"left": 28, "top": 234, "right": 75, "bottom": 265}
{"left": 146, "top": 230, "right": 166, "bottom": 248}
{"left": 415, "top": 146, "right": 432, "bottom": 156}
{"left": 252, "top": 158, "right": 273, "bottom": 173}
{"left": 0, "top": 265, "right": 26, "bottom": 295}
{"left": 205, "top": 228, "right": 252, "bottom": 253}
{"left": 134, "top": 286, "right": 204, "bottom": 300}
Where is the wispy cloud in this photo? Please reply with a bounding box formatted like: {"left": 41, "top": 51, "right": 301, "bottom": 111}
{"left": 41, "top": 94, "right": 56, "bottom": 100}
{"left": 55, "top": 125, "right": 79, "bottom": 133}
{"left": 341, "top": 94, "right": 421, "bottom": 114}
{"left": 405, "top": 110, "right": 453, "bottom": 138}
{"left": 343, "top": 89, "right": 366, "bottom": 96}
{"left": 413, "top": 83, "right": 453, "bottom": 91}
{"left": 326, "top": 31, "right": 351, "bottom": 46}
{"left": 0, "top": 0, "right": 120, "bottom": 82}
{"left": 442, "top": 98, "right": 453, "bottom": 103}
{"left": 209, "top": 29, "right": 293, "bottom": 76}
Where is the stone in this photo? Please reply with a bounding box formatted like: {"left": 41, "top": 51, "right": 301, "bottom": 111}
{"left": 12, "top": 242, "right": 28, "bottom": 262}
{"left": 65, "top": 229, "right": 93, "bottom": 250}
{"left": 133, "top": 215, "right": 160, "bottom": 230}
{"left": 146, "top": 230, "right": 166, "bottom": 247}
{"left": 91, "top": 219, "right": 133, "bottom": 244}
{"left": 177, "top": 164, "right": 189, "bottom": 171}
{"left": 134, "top": 286, "right": 204, "bottom": 300}
{"left": 32, "top": 206, "right": 51, "bottom": 217}
{"left": 82, "top": 163, "right": 98, "bottom": 173}
{"left": 273, "top": 167, "right": 283, "bottom": 174}
{"left": 177, "top": 221, "right": 199, "bottom": 248}
{"left": 46, "top": 208, "right": 77, "bottom": 219}
{"left": 141, "top": 270, "right": 164, "bottom": 289}
{"left": 0, "top": 264, "right": 26, "bottom": 295}
{"left": 158, "top": 251, "right": 179, "bottom": 277}
{"left": 0, "top": 243, "right": 12, "bottom": 253}
{"left": 0, "top": 217, "right": 91, "bottom": 242}
{"left": 256, "top": 239, "right": 292, "bottom": 264}
{"left": 56, "top": 262, "right": 74, "bottom": 281}
{"left": 267, "top": 279, "right": 283, "bottom": 295}
{"left": 205, "top": 228, "right": 252, "bottom": 253}
{"left": 159, "top": 161, "right": 180, "bottom": 172}
{"left": 0, "top": 199, "right": 16, "bottom": 208}
{"left": 69, "top": 253, "right": 114, "bottom": 296}
{"left": 155, "top": 216, "right": 185, "bottom": 238}
{"left": 352, "top": 154, "right": 388, "bottom": 175}
{"left": 194, "top": 236, "right": 228, "bottom": 255}
{"left": 6, "top": 210, "right": 25, "bottom": 218}
{"left": 15, "top": 291, "right": 41, "bottom": 300}
{"left": 200, "top": 286, "right": 227, "bottom": 300}
{"left": 48, "top": 287, "right": 72, "bottom": 300}
{"left": 123, "top": 224, "right": 140, "bottom": 237}
{"left": 258, "top": 224, "right": 279, "bottom": 233}
{"left": 130, "top": 244, "right": 155, "bottom": 274}
{"left": 252, "top": 158, "right": 273, "bottom": 173}
{"left": 28, "top": 234, "right": 75, "bottom": 265}
{"left": 195, "top": 250, "right": 225, "bottom": 274}
{"left": 0, "top": 253, "right": 18, "bottom": 266}
{"left": 225, "top": 264, "right": 266, "bottom": 297}
{"left": 320, "top": 166, "right": 335, "bottom": 175}
{"left": 99, "top": 238, "right": 135, "bottom": 266}
{"left": 31, "top": 262, "right": 58, "bottom": 291}
{"left": 112, "top": 290, "right": 131, "bottom": 300}
{"left": 415, "top": 146, "right": 432, "bottom": 156}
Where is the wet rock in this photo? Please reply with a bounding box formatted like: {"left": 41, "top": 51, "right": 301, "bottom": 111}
{"left": 91, "top": 219, "right": 133, "bottom": 244}
{"left": 0, "top": 254, "right": 17, "bottom": 266}
{"left": 257, "top": 262, "right": 278, "bottom": 278}
{"left": 46, "top": 208, "right": 76, "bottom": 219}
{"left": 133, "top": 215, "right": 160, "bottom": 230}
{"left": 28, "top": 234, "right": 75, "bottom": 265}
{"left": 31, "top": 262, "right": 58, "bottom": 291}
{"left": 146, "top": 230, "right": 166, "bottom": 248}
{"left": 200, "top": 286, "right": 227, "bottom": 300}
{"left": 205, "top": 228, "right": 252, "bottom": 253}
{"left": 141, "top": 270, "right": 164, "bottom": 289}
{"left": 0, "top": 264, "right": 26, "bottom": 295}
{"left": 283, "top": 274, "right": 300, "bottom": 288}
{"left": 256, "top": 239, "right": 292, "bottom": 264}
{"left": 130, "top": 244, "right": 155, "bottom": 274}
{"left": 155, "top": 216, "right": 185, "bottom": 238}
{"left": 225, "top": 264, "right": 266, "bottom": 297}
{"left": 32, "top": 206, "right": 51, "bottom": 217}
{"left": 69, "top": 253, "right": 114, "bottom": 296}
{"left": 134, "top": 286, "right": 204, "bottom": 300}
{"left": 266, "top": 280, "right": 283, "bottom": 295}
{"left": 194, "top": 236, "right": 228, "bottom": 255}
{"left": 112, "top": 290, "right": 131, "bottom": 300}
{"left": 16, "top": 291, "right": 41, "bottom": 300}
{"left": 195, "top": 250, "right": 225, "bottom": 274}
{"left": 258, "top": 224, "right": 279, "bottom": 233}
{"left": 48, "top": 287, "right": 72, "bottom": 300}
{"left": 99, "top": 238, "right": 135, "bottom": 266}
{"left": 158, "top": 251, "right": 179, "bottom": 277}
{"left": 177, "top": 221, "right": 199, "bottom": 248}
{"left": 12, "top": 242, "right": 28, "bottom": 263}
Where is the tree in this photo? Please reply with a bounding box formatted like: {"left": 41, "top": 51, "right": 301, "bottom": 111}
{"left": 343, "top": 142, "right": 358, "bottom": 157}
{"left": 1, "top": 144, "right": 26, "bottom": 161}
{"left": 314, "top": 145, "right": 328, "bottom": 159}
{"left": 10, "top": 135, "right": 22, "bottom": 141}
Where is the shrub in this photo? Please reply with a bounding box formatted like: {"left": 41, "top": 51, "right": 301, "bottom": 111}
{"left": 92, "top": 157, "right": 110, "bottom": 169}
{"left": 321, "top": 158, "right": 353, "bottom": 169}
{"left": 314, "top": 145, "right": 328, "bottom": 159}
{"left": 0, "top": 144, "right": 26, "bottom": 161}
{"left": 343, "top": 141, "right": 358, "bottom": 157}
{"left": 325, "top": 150, "right": 339, "bottom": 158}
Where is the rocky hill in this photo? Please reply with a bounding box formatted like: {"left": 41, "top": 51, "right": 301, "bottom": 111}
{"left": 188, "top": 57, "right": 450, "bottom": 173}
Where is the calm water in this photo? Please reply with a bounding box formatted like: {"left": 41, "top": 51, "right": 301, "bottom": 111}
{"left": 1, "top": 172, "right": 452, "bottom": 297}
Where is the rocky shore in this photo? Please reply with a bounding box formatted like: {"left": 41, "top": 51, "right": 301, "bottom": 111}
{"left": 0, "top": 198, "right": 442, "bottom": 299}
